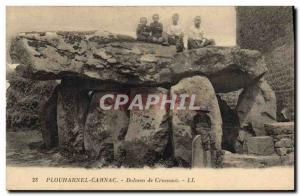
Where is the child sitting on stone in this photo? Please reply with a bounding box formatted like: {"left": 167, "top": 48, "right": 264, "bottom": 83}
{"left": 136, "top": 17, "right": 151, "bottom": 42}
{"left": 150, "top": 14, "right": 164, "bottom": 43}
{"left": 167, "top": 13, "right": 184, "bottom": 52}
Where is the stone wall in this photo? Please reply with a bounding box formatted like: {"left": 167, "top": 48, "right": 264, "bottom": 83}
{"left": 236, "top": 6, "right": 294, "bottom": 121}
{"left": 265, "top": 122, "right": 294, "bottom": 165}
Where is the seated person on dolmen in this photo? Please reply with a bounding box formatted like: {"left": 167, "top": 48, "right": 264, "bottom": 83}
{"left": 167, "top": 13, "right": 184, "bottom": 52}
{"left": 136, "top": 17, "right": 151, "bottom": 42}
{"left": 187, "top": 16, "right": 215, "bottom": 49}
{"left": 150, "top": 14, "right": 164, "bottom": 43}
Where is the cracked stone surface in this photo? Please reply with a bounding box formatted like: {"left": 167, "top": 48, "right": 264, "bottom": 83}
{"left": 10, "top": 31, "right": 267, "bottom": 93}
{"left": 171, "top": 76, "right": 222, "bottom": 166}
{"left": 84, "top": 91, "right": 129, "bottom": 163}
{"left": 236, "top": 79, "right": 277, "bottom": 136}
{"left": 121, "top": 87, "right": 170, "bottom": 167}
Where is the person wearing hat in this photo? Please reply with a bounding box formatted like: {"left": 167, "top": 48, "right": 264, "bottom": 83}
{"left": 187, "top": 16, "right": 215, "bottom": 49}
{"left": 192, "top": 111, "right": 212, "bottom": 151}
{"left": 167, "top": 13, "right": 184, "bottom": 52}
{"left": 136, "top": 17, "right": 151, "bottom": 42}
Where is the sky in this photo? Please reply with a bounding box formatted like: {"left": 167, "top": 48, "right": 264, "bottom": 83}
{"left": 6, "top": 6, "right": 236, "bottom": 63}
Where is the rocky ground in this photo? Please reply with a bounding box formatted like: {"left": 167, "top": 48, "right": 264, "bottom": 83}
{"left": 223, "top": 151, "right": 294, "bottom": 168}
{"left": 7, "top": 130, "right": 293, "bottom": 168}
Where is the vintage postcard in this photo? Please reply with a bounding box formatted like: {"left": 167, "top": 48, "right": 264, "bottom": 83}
{"left": 6, "top": 6, "right": 295, "bottom": 191}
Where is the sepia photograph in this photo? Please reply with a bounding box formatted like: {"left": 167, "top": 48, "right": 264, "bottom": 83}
{"left": 5, "top": 5, "right": 295, "bottom": 191}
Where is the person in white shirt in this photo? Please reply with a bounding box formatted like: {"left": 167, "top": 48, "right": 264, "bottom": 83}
{"left": 167, "top": 13, "right": 184, "bottom": 52}
{"left": 187, "top": 16, "right": 215, "bottom": 49}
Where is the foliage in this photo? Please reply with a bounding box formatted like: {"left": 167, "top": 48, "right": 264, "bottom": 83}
{"left": 6, "top": 71, "right": 57, "bottom": 131}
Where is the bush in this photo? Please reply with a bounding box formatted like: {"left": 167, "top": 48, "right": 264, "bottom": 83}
{"left": 6, "top": 71, "right": 57, "bottom": 131}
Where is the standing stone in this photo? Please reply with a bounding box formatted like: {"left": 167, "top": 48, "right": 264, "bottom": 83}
{"left": 40, "top": 85, "right": 59, "bottom": 149}
{"left": 84, "top": 91, "right": 129, "bottom": 163}
{"left": 217, "top": 95, "right": 240, "bottom": 152}
{"left": 57, "top": 83, "right": 89, "bottom": 157}
{"left": 236, "top": 7, "right": 294, "bottom": 119}
{"left": 171, "top": 76, "right": 222, "bottom": 167}
{"left": 247, "top": 136, "right": 275, "bottom": 155}
{"left": 122, "top": 87, "right": 170, "bottom": 167}
{"left": 236, "top": 79, "right": 276, "bottom": 136}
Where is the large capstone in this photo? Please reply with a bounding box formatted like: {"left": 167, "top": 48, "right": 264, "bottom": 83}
{"left": 11, "top": 31, "right": 267, "bottom": 93}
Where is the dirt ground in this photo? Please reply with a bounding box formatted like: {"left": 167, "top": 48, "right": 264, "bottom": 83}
{"left": 6, "top": 130, "right": 293, "bottom": 168}
{"left": 6, "top": 130, "right": 92, "bottom": 168}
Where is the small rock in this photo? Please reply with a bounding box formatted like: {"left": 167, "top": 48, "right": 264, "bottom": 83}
{"left": 275, "top": 138, "right": 293, "bottom": 148}
{"left": 280, "top": 107, "right": 294, "bottom": 121}
{"left": 286, "top": 147, "right": 294, "bottom": 154}
{"left": 107, "top": 58, "right": 117, "bottom": 64}
{"left": 247, "top": 136, "right": 275, "bottom": 155}
{"left": 131, "top": 46, "right": 142, "bottom": 55}
{"left": 140, "top": 54, "right": 157, "bottom": 62}
{"left": 223, "top": 150, "right": 232, "bottom": 155}
{"left": 94, "top": 49, "right": 112, "bottom": 60}
{"left": 275, "top": 147, "right": 287, "bottom": 156}
{"left": 237, "top": 130, "right": 252, "bottom": 142}
{"left": 281, "top": 153, "right": 294, "bottom": 166}
{"left": 273, "top": 134, "right": 294, "bottom": 140}
{"left": 265, "top": 122, "right": 294, "bottom": 135}
{"left": 234, "top": 130, "right": 253, "bottom": 154}
{"left": 95, "top": 64, "right": 104, "bottom": 68}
